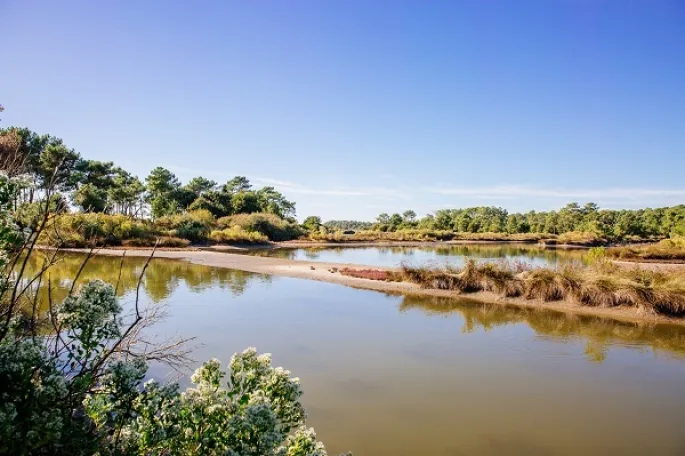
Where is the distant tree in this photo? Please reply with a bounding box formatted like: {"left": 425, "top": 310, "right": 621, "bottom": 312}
{"left": 108, "top": 169, "right": 145, "bottom": 216}
{"left": 185, "top": 176, "right": 217, "bottom": 196}
{"left": 224, "top": 176, "right": 252, "bottom": 193}
{"left": 256, "top": 186, "right": 296, "bottom": 219}
{"left": 376, "top": 213, "right": 390, "bottom": 224}
{"left": 231, "top": 191, "right": 260, "bottom": 214}
{"left": 74, "top": 183, "right": 108, "bottom": 212}
{"left": 145, "top": 167, "right": 182, "bottom": 218}
{"left": 323, "top": 220, "right": 374, "bottom": 231}
{"left": 388, "top": 213, "right": 403, "bottom": 229}
{"left": 402, "top": 210, "right": 416, "bottom": 223}
{"left": 302, "top": 216, "right": 322, "bottom": 231}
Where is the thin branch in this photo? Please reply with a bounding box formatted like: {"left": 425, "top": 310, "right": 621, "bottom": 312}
{"left": 114, "top": 251, "right": 126, "bottom": 295}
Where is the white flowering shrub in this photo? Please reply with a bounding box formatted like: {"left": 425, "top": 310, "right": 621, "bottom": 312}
{"left": 92, "top": 349, "right": 330, "bottom": 456}
{"left": 0, "top": 173, "right": 348, "bottom": 455}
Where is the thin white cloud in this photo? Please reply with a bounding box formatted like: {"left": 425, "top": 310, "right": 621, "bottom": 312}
{"left": 427, "top": 185, "right": 685, "bottom": 200}
{"left": 167, "top": 166, "right": 685, "bottom": 209}
{"left": 167, "top": 165, "right": 401, "bottom": 199}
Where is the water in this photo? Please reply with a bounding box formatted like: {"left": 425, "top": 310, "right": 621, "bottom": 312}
{"left": 241, "top": 243, "right": 588, "bottom": 268}
{"left": 25, "top": 253, "right": 685, "bottom": 455}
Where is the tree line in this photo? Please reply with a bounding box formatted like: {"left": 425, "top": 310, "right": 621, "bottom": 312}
{"left": 0, "top": 126, "right": 297, "bottom": 221}
{"left": 350, "top": 203, "right": 685, "bottom": 240}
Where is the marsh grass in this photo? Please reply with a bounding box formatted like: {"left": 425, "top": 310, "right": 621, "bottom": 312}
{"left": 608, "top": 237, "right": 685, "bottom": 262}
{"left": 392, "top": 260, "right": 685, "bottom": 317}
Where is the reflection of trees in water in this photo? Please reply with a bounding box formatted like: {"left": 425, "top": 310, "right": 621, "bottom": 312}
{"left": 22, "top": 252, "right": 269, "bottom": 306}
{"left": 399, "top": 295, "right": 685, "bottom": 362}
{"left": 249, "top": 244, "right": 586, "bottom": 265}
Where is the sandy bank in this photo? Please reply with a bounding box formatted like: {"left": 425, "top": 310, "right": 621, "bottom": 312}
{"left": 64, "top": 248, "right": 685, "bottom": 327}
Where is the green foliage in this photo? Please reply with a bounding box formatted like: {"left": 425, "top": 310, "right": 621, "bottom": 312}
{"left": 586, "top": 247, "right": 608, "bottom": 265}
{"left": 156, "top": 210, "right": 216, "bottom": 243}
{"left": 556, "top": 231, "right": 606, "bottom": 246}
{"left": 39, "top": 213, "right": 154, "bottom": 247}
{"left": 185, "top": 176, "right": 217, "bottom": 196}
{"left": 218, "top": 213, "right": 303, "bottom": 242}
{"left": 74, "top": 182, "right": 108, "bottom": 212}
{"left": 371, "top": 203, "right": 685, "bottom": 242}
{"left": 323, "top": 220, "right": 373, "bottom": 231}
{"left": 302, "top": 216, "right": 322, "bottom": 231}
{"left": 210, "top": 227, "right": 269, "bottom": 244}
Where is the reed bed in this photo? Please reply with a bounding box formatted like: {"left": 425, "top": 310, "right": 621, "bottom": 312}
{"left": 342, "top": 259, "right": 685, "bottom": 318}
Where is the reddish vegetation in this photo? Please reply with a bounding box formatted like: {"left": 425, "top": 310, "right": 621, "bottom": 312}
{"left": 339, "top": 268, "right": 393, "bottom": 281}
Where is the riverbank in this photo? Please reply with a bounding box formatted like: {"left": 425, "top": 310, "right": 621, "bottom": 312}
{"left": 64, "top": 248, "right": 685, "bottom": 327}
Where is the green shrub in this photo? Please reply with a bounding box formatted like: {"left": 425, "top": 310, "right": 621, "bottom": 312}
{"left": 557, "top": 231, "right": 607, "bottom": 246}
{"left": 156, "top": 210, "right": 215, "bottom": 243}
{"left": 217, "top": 213, "right": 303, "bottom": 241}
{"left": 209, "top": 227, "right": 269, "bottom": 244}
{"left": 39, "top": 214, "right": 155, "bottom": 247}
{"left": 121, "top": 236, "right": 191, "bottom": 248}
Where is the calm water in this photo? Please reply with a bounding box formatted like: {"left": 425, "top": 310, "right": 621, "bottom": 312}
{"left": 26, "top": 253, "right": 685, "bottom": 455}
{"left": 241, "top": 244, "right": 588, "bottom": 268}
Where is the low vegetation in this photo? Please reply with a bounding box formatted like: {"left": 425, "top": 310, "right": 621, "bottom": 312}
{"left": 308, "top": 229, "right": 456, "bottom": 242}
{"left": 339, "top": 268, "right": 393, "bottom": 280}
{"left": 340, "top": 259, "right": 685, "bottom": 318}
{"left": 554, "top": 231, "right": 607, "bottom": 246}
{"left": 218, "top": 212, "right": 303, "bottom": 242}
{"left": 37, "top": 210, "right": 301, "bottom": 247}
{"left": 608, "top": 237, "right": 685, "bottom": 262}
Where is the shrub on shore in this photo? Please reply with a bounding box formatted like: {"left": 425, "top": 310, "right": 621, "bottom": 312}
{"left": 217, "top": 212, "right": 302, "bottom": 241}
{"left": 121, "top": 236, "right": 191, "bottom": 248}
{"left": 38, "top": 211, "right": 302, "bottom": 247}
{"left": 209, "top": 227, "right": 269, "bottom": 244}
{"left": 556, "top": 231, "right": 607, "bottom": 246}
{"left": 39, "top": 213, "right": 156, "bottom": 247}
{"left": 156, "top": 209, "right": 215, "bottom": 242}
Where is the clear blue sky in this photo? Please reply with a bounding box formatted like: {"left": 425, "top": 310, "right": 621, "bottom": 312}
{"left": 2, "top": 1, "right": 684, "bottom": 221}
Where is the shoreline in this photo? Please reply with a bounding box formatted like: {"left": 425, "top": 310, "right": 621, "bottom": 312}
{"left": 62, "top": 248, "right": 685, "bottom": 328}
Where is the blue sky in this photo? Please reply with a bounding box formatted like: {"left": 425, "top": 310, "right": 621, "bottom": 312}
{"left": 2, "top": 1, "right": 684, "bottom": 221}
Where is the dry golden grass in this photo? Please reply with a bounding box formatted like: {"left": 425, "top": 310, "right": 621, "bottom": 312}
{"left": 608, "top": 237, "right": 685, "bottom": 262}
{"left": 556, "top": 231, "right": 607, "bottom": 246}
{"left": 396, "top": 260, "right": 685, "bottom": 318}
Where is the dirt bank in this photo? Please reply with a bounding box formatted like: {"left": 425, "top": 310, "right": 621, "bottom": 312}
{"left": 66, "top": 248, "right": 685, "bottom": 327}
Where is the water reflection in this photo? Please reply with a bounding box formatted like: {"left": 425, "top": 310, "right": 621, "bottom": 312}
{"left": 24, "top": 252, "right": 685, "bottom": 364}
{"left": 242, "top": 244, "right": 587, "bottom": 268}
{"left": 24, "top": 252, "right": 272, "bottom": 308}
{"left": 20, "top": 253, "right": 685, "bottom": 455}
{"left": 399, "top": 295, "right": 685, "bottom": 362}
